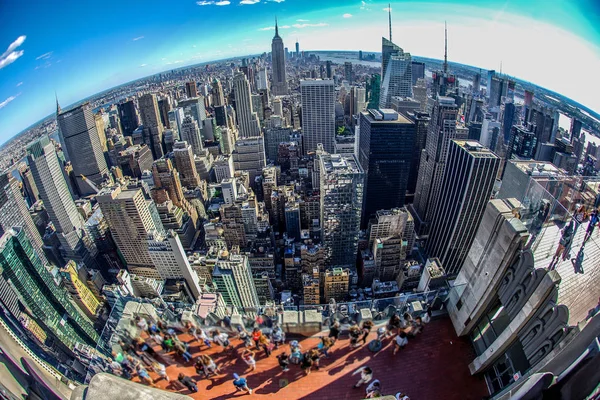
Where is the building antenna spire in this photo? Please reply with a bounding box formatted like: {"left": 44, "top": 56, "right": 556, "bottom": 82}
{"left": 55, "top": 91, "right": 61, "bottom": 115}
{"left": 275, "top": 17, "right": 279, "bottom": 37}
{"left": 388, "top": 3, "right": 392, "bottom": 42}
{"left": 443, "top": 21, "right": 448, "bottom": 74}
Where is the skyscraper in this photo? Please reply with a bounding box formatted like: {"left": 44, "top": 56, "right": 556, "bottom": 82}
{"left": 426, "top": 140, "right": 499, "bottom": 275}
{"left": 211, "top": 78, "right": 226, "bottom": 107}
{"left": 271, "top": 20, "right": 288, "bottom": 96}
{"left": 97, "top": 183, "right": 165, "bottom": 278}
{"left": 212, "top": 253, "right": 260, "bottom": 307}
{"left": 233, "top": 72, "right": 261, "bottom": 138}
{"left": 118, "top": 99, "right": 139, "bottom": 136}
{"left": 320, "top": 152, "right": 364, "bottom": 267}
{"left": 0, "top": 227, "right": 98, "bottom": 349}
{"left": 379, "top": 37, "right": 413, "bottom": 108}
{"left": 411, "top": 61, "right": 425, "bottom": 86}
{"left": 27, "top": 136, "right": 97, "bottom": 268}
{"left": 138, "top": 93, "right": 165, "bottom": 159}
{"left": 60, "top": 260, "right": 101, "bottom": 320}
{"left": 412, "top": 96, "right": 465, "bottom": 236}
{"left": 57, "top": 102, "right": 109, "bottom": 193}
{"left": 405, "top": 111, "right": 430, "bottom": 204}
{"left": 147, "top": 229, "right": 202, "bottom": 299}
{"left": 0, "top": 173, "right": 48, "bottom": 265}
{"left": 180, "top": 115, "right": 204, "bottom": 156}
{"left": 185, "top": 81, "right": 198, "bottom": 98}
{"left": 173, "top": 141, "right": 201, "bottom": 188}
{"left": 301, "top": 79, "right": 335, "bottom": 154}
{"left": 358, "top": 109, "right": 415, "bottom": 227}
{"left": 232, "top": 136, "right": 266, "bottom": 184}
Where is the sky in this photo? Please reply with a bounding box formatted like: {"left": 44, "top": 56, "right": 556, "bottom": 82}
{"left": 0, "top": 0, "right": 599, "bottom": 145}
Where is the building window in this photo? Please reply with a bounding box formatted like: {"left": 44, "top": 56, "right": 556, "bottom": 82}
{"left": 484, "top": 341, "right": 530, "bottom": 395}
{"left": 470, "top": 299, "right": 511, "bottom": 355}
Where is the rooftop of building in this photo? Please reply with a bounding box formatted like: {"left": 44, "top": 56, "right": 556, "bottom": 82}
{"left": 320, "top": 153, "right": 363, "bottom": 175}
{"left": 453, "top": 140, "right": 498, "bottom": 157}
{"left": 362, "top": 109, "right": 412, "bottom": 124}
{"left": 510, "top": 160, "right": 566, "bottom": 177}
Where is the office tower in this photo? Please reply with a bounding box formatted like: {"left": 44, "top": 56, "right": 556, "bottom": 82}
{"left": 256, "top": 69, "right": 269, "bottom": 92}
{"left": 168, "top": 107, "right": 184, "bottom": 138}
{"left": 405, "top": 111, "right": 430, "bottom": 203}
{"left": 301, "top": 79, "right": 335, "bottom": 154}
{"left": 233, "top": 72, "right": 261, "bottom": 138}
{"left": 179, "top": 97, "right": 207, "bottom": 132}
{"left": 232, "top": 136, "right": 266, "bottom": 183}
{"left": 272, "top": 97, "right": 283, "bottom": 117}
{"left": 19, "top": 166, "right": 39, "bottom": 206}
{"left": 212, "top": 254, "right": 260, "bottom": 307}
{"left": 358, "top": 109, "right": 416, "bottom": 226}
{"left": 138, "top": 94, "right": 165, "bottom": 159}
{"left": 265, "top": 126, "right": 293, "bottom": 161}
{"left": 354, "top": 87, "right": 367, "bottom": 114}
{"left": 368, "top": 208, "right": 412, "bottom": 282}
{"left": 367, "top": 74, "right": 381, "bottom": 109}
{"left": 379, "top": 37, "right": 413, "bottom": 108}
{"left": 271, "top": 21, "right": 288, "bottom": 95}
{"left": 213, "top": 155, "right": 234, "bottom": 182}
{"left": 0, "top": 227, "right": 98, "bottom": 349}
{"left": 173, "top": 141, "right": 200, "bottom": 188}
{"left": 295, "top": 39, "right": 300, "bottom": 57}
{"left": 320, "top": 152, "right": 364, "bottom": 267}
{"left": 426, "top": 141, "right": 499, "bottom": 275}
{"left": 152, "top": 158, "right": 187, "bottom": 209}
{"left": 156, "top": 200, "right": 198, "bottom": 251}
{"left": 325, "top": 60, "right": 332, "bottom": 79}
{"left": 501, "top": 102, "right": 517, "bottom": 145}
{"left": 472, "top": 71, "right": 481, "bottom": 93}
{"left": 27, "top": 136, "right": 97, "bottom": 268}
{"left": 57, "top": 102, "right": 109, "bottom": 192}
{"left": 158, "top": 98, "right": 171, "bottom": 129}
{"left": 180, "top": 115, "right": 203, "bottom": 156}
{"left": 185, "top": 81, "right": 198, "bottom": 98}
{"left": 147, "top": 229, "right": 201, "bottom": 299}
{"left": 570, "top": 118, "right": 582, "bottom": 139}
{"left": 0, "top": 173, "right": 48, "bottom": 265}
{"left": 97, "top": 184, "right": 165, "bottom": 278}
{"left": 411, "top": 61, "right": 425, "bottom": 86}
{"left": 412, "top": 96, "right": 465, "bottom": 236}
{"left": 60, "top": 260, "right": 101, "bottom": 319}
{"left": 344, "top": 62, "right": 353, "bottom": 82}
{"left": 323, "top": 267, "right": 350, "bottom": 302}
{"left": 285, "top": 199, "right": 301, "bottom": 241}
{"left": 118, "top": 99, "right": 139, "bottom": 136}
{"left": 506, "top": 124, "right": 538, "bottom": 162}
{"left": 212, "top": 78, "right": 225, "bottom": 107}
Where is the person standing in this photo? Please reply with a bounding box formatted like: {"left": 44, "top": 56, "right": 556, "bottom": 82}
{"left": 199, "top": 354, "right": 221, "bottom": 376}
{"left": 258, "top": 333, "right": 272, "bottom": 357}
{"left": 178, "top": 373, "right": 198, "bottom": 393}
{"left": 328, "top": 320, "right": 341, "bottom": 343}
{"left": 241, "top": 349, "right": 257, "bottom": 372}
{"left": 349, "top": 324, "right": 361, "bottom": 348}
{"left": 320, "top": 336, "right": 334, "bottom": 358}
{"left": 584, "top": 208, "right": 599, "bottom": 243}
{"left": 232, "top": 373, "right": 253, "bottom": 394}
{"left": 300, "top": 351, "right": 313, "bottom": 375}
{"left": 393, "top": 331, "right": 408, "bottom": 355}
{"left": 360, "top": 320, "right": 374, "bottom": 345}
{"left": 252, "top": 328, "right": 262, "bottom": 350}
{"left": 352, "top": 366, "right": 373, "bottom": 388}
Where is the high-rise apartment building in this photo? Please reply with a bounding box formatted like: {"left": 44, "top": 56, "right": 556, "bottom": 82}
{"left": 147, "top": 229, "right": 201, "bottom": 299}
{"left": 173, "top": 141, "right": 201, "bottom": 188}
{"left": 320, "top": 152, "right": 364, "bottom": 267}
{"left": 426, "top": 140, "right": 499, "bottom": 275}
{"left": 0, "top": 173, "right": 47, "bottom": 265}
{"left": 323, "top": 267, "right": 350, "bottom": 302}
{"left": 271, "top": 21, "right": 288, "bottom": 96}
{"left": 358, "top": 109, "right": 415, "bottom": 226}
{"left": 405, "top": 111, "right": 430, "bottom": 203}
{"left": 379, "top": 38, "right": 413, "bottom": 108}
{"left": 57, "top": 102, "right": 109, "bottom": 193}
{"left": 233, "top": 72, "right": 261, "bottom": 138}
{"left": 97, "top": 184, "right": 165, "bottom": 278}
{"left": 212, "top": 253, "right": 260, "bottom": 307}
{"left": 27, "top": 136, "right": 97, "bottom": 268}
{"left": 412, "top": 96, "right": 465, "bottom": 236}
{"left": 59, "top": 260, "right": 101, "bottom": 319}
{"left": 302, "top": 267, "right": 320, "bottom": 305}
{"left": 138, "top": 94, "right": 165, "bottom": 159}
{"left": 0, "top": 227, "right": 98, "bottom": 349}
{"left": 301, "top": 79, "right": 335, "bottom": 154}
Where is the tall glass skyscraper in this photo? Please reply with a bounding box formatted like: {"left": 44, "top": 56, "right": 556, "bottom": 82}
{"left": 0, "top": 227, "right": 98, "bottom": 350}
{"left": 301, "top": 79, "right": 335, "bottom": 154}
{"left": 379, "top": 38, "right": 413, "bottom": 109}
{"left": 271, "top": 21, "right": 288, "bottom": 96}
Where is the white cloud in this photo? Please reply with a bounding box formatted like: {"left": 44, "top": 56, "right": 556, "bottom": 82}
{"left": 259, "top": 22, "right": 326, "bottom": 31}
{"left": 0, "top": 35, "right": 26, "bottom": 69}
{"left": 0, "top": 93, "right": 21, "bottom": 110}
{"left": 132, "top": 36, "right": 144, "bottom": 41}
{"left": 271, "top": 0, "right": 284, "bottom": 2}
{"left": 196, "top": 0, "right": 213, "bottom": 4}
{"left": 16, "top": 82, "right": 23, "bottom": 87}
{"left": 296, "top": 19, "right": 309, "bottom": 22}
{"left": 140, "top": 64, "right": 147, "bottom": 67}
{"left": 36, "top": 51, "right": 53, "bottom": 60}
{"left": 240, "top": 0, "right": 260, "bottom": 4}
{"left": 382, "top": 6, "right": 392, "bottom": 12}
{"left": 215, "top": 0, "right": 230, "bottom": 4}
{"left": 343, "top": 13, "right": 352, "bottom": 18}
{"left": 360, "top": 1, "right": 370, "bottom": 11}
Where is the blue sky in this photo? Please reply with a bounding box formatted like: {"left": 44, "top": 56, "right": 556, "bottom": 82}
{"left": 0, "top": 0, "right": 599, "bottom": 145}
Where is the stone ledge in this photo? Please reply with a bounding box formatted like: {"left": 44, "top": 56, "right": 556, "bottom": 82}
{"left": 71, "top": 373, "right": 192, "bottom": 400}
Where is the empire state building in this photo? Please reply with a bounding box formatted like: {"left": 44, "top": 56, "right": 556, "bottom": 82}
{"left": 271, "top": 20, "right": 288, "bottom": 96}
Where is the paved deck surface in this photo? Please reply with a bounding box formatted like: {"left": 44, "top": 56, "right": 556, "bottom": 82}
{"left": 134, "top": 317, "right": 489, "bottom": 399}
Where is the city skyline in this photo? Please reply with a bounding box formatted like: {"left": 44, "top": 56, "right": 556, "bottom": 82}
{"left": 1, "top": 0, "right": 599, "bottom": 144}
